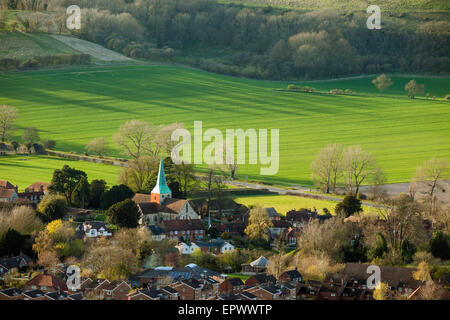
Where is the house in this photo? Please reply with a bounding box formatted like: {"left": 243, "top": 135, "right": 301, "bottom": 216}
{"left": 242, "top": 256, "right": 269, "bottom": 274}
{"left": 245, "top": 284, "right": 283, "bottom": 300}
{"left": 190, "top": 198, "right": 249, "bottom": 220}
{"left": 297, "top": 280, "right": 322, "bottom": 300}
{"left": 84, "top": 279, "right": 111, "bottom": 299}
{"left": 0, "top": 188, "right": 18, "bottom": 203}
{"left": 279, "top": 269, "right": 302, "bottom": 286}
{"left": 25, "top": 182, "right": 50, "bottom": 193}
{"left": 280, "top": 283, "right": 297, "bottom": 300}
{"left": 264, "top": 207, "right": 280, "bottom": 221}
{"left": 135, "top": 158, "right": 200, "bottom": 225}
{"left": 170, "top": 278, "right": 204, "bottom": 300}
{"left": 23, "top": 273, "right": 68, "bottom": 293}
{"left": 216, "top": 222, "right": 246, "bottom": 237}
{"left": 217, "top": 293, "right": 242, "bottom": 300}
{"left": 163, "top": 219, "right": 205, "bottom": 241}
{"left": 0, "top": 288, "right": 23, "bottom": 300}
{"left": 0, "top": 254, "right": 34, "bottom": 274}
{"left": 148, "top": 225, "right": 166, "bottom": 241}
{"left": 219, "top": 277, "right": 244, "bottom": 295}
{"left": 18, "top": 191, "right": 45, "bottom": 204}
{"left": 336, "top": 263, "right": 423, "bottom": 298}
{"left": 76, "top": 221, "right": 112, "bottom": 239}
{"left": 269, "top": 220, "right": 291, "bottom": 238}
{"left": 283, "top": 227, "right": 300, "bottom": 247}
{"left": 0, "top": 180, "right": 17, "bottom": 191}
{"left": 177, "top": 240, "right": 234, "bottom": 255}
{"left": 102, "top": 280, "right": 132, "bottom": 300}
{"left": 244, "top": 274, "right": 276, "bottom": 287}
{"left": 286, "top": 209, "right": 316, "bottom": 227}
{"left": 176, "top": 242, "right": 200, "bottom": 255}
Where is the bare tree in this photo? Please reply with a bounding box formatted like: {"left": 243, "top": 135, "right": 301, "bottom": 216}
{"left": 311, "top": 143, "right": 344, "bottom": 193}
{"left": 372, "top": 74, "right": 393, "bottom": 95}
{"left": 414, "top": 157, "right": 449, "bottom": 199}
{"left": 119, "top": 156, "right": 158, "bottom": 192}
{"left": 0, "top": 105, "right": 18, "bottom": 142}
{"left": 343, "top": 146, "right": 377, "bottom": 196}
{"left": 113, "top": 120, "right": 153, "bottom": 159}
{"left": 86, "top": 137, "right": 109, "bottom": 156}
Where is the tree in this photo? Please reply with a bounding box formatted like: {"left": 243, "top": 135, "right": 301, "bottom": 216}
{"left": 311, "top": 143, "right": 344, "bottom": 193}
{"left": 119, "top": 156, "right": 157, "bottom": 192}
{"left": 0, "top": 228, "right": 26, "bottom": 256}
{"left": 413, "top": 261, "right": 432, "bottom": 282}
{"left": 429, "top": 231, "right": 450, "bottom": 260}
{"left": 343, "top": 146, "right": 377, "bottom": 196}
{"left": 48, "top": 165, "right": 87, "bottom": 205}
{"left": 86, "top": 137, "right": 109, "bottom": 156}
{"left": 100, "top": 184, "right": 134, "bottom": 210}
{"left": 37, "top": 194, "right": 67, "bottom": 221}
{"left": 42, "top": 139, "right": 56, "bottom": 150}
{"left": 244, "top": 207, "right": 273, "bottom": 242}
{"left": 373, "top": 282, "right": 391, "bottom": 300}
{"left": 0, "top": 205, "right": 43, "bottom": 235}
{"left": 106, "top": 198, "right": 140, "bottom": 228}
{"left": 89, "top": 179, "right": 107, "bottom": 209}
{"left": 71, "top": 176, "right": 90, "bottom": 208}
{"left": 0, "top": 105, "right": 18, "bottom": 142}
{"left": 372, "top": 74, "right": 393, "bottom": 95}
{"left": 335, "top": 195, "right": 362, "bottom": 218}
{"left": 113, "top": 120, "right": 153, "bottom": 159}
{"left": 378, "top": 194, "right": 426, "bottom": 262}
{"left": 22, "top": 126, "right": 40, "bottom": 145}
{"left": 405, "top": 80, "right": 424, "bottom": 99}
{"left": 413, "top": 157, "right": 449, "bottom": 199}
{"left": 173, "top": 161, "right": 197, "bottom": 199}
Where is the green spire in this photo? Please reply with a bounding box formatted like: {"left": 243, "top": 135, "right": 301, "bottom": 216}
{"left": 151, "top": 157, "right": 172, "bottom": 195}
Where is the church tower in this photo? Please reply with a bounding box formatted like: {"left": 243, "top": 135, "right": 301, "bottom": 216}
{"left": 150, "top": 157, "right": 172, "bottom": 205}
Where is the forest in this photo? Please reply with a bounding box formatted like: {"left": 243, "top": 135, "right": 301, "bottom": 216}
{"left": 2, "top": 0, "right": 449, "bottom": 79}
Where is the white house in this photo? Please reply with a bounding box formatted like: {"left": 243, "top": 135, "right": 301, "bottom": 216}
{"left": 176, "top": 240, "right": 235, "bottom": 255}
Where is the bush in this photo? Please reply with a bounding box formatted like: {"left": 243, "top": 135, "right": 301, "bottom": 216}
{"left": 444, "top": 94, "right": 450, "bottom": 101}
{"left": 37, "top": 194, "right": 67, "bottom": 222}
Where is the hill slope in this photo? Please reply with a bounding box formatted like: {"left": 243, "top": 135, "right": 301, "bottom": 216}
{"left": 0, "top": 64, "right": 449, "bottom": 186}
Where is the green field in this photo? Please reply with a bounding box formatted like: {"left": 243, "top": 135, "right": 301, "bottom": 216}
{"left": 232, "top": 194, "right": 373, "bottom": 215}
{"left": 0, "top": 155, "right": 120, "bottom": 190}
{"left": 0, "top": 64, "right": 449, "bottom": 186}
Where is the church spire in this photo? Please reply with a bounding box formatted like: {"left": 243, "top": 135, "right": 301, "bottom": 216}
{"left": 150, "top": 157, "right": 172, "bottom": 204}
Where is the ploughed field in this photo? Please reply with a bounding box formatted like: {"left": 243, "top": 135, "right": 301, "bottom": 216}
{"left": 0, "top": 64, "right": 449, "bottom": 186}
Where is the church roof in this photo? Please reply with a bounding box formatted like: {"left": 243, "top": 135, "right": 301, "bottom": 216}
{"left": 151, "top": 157, "right": 172, "bottom": 195}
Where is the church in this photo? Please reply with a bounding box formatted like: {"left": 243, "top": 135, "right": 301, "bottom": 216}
{"left": 133, "top": 157, "right": 200, "bottom": 226}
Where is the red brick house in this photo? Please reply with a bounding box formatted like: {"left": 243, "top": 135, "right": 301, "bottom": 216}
{"left": 219, "top": 277, "right": 244, "bottom": 295}
{"left": 163, "top": 219, "right": 205, "bottom": 241}
{"left": 0, "top": 288, "right": 23, "bottom": 300}
{"left": 23, "top": 273, "right": 68, "bottom": 293}
{"left": 170, "top": 278, "right": 203, "bottom": 300}
{"left": 102, "top": 280, "right": 131, "bottom": 300}
{"left": 244, "top": 274, "right": 276, "bottom": 287}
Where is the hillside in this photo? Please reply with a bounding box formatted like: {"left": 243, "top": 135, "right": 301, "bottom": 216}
{"left": 0, "top": 64, "right": 448, "bottom": 186}
{"left": 221, "top": 0, "right": 450, "bottom": 11}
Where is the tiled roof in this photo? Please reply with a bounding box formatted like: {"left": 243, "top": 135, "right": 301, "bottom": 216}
{"left": 0, "top": 180, "right": 15, "bottom": 189}
{"left": 0, "top": 254, "right": 33, "bottom": 270}
{"left": 271, "top": 220, "right": 291, "bottom": 228}
{"left": 23, "top": 289, "right": 46, "bottom": 299}
{"left": 226, "top": 277, "right": 244, "bottom": 287}
{"left": 240, "top": 291, "right": 257, "bottom": 300}
{"left": 25, "top": 182, "right": 50, "bottom": 192}
{"left": 138, "top": 202, "right": 160, "bottom": 214}
{"left": 25, "top": 274, "right": 68, "bottom": 291}
{"left": 163, "top": 219, "right": 204, "bottom": 231}
{"left": 45, "top": 291, "right": 68, "bottom": 300}
{"left": 133, "top": 193, "right": 151, "bottom": 203}
{"left": 162, "top": 198, "right": 188, "bottom": 214}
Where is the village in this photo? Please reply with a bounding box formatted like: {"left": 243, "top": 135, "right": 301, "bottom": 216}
{"left": 1, "top": 157, "right": 449, "bottom": 301}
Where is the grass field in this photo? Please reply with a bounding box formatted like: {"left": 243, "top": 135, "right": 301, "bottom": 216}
{"left": 0, "top": 33, "right": 81, "bottom": 61}
{"left": 231, "top": 194, "right": 373, "bottom": 215}
{"left": 0, "top": 64, "right": 449, "bottom": 186}
{"left": 0, "top": 155, "right": 120, "bottom": 190}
